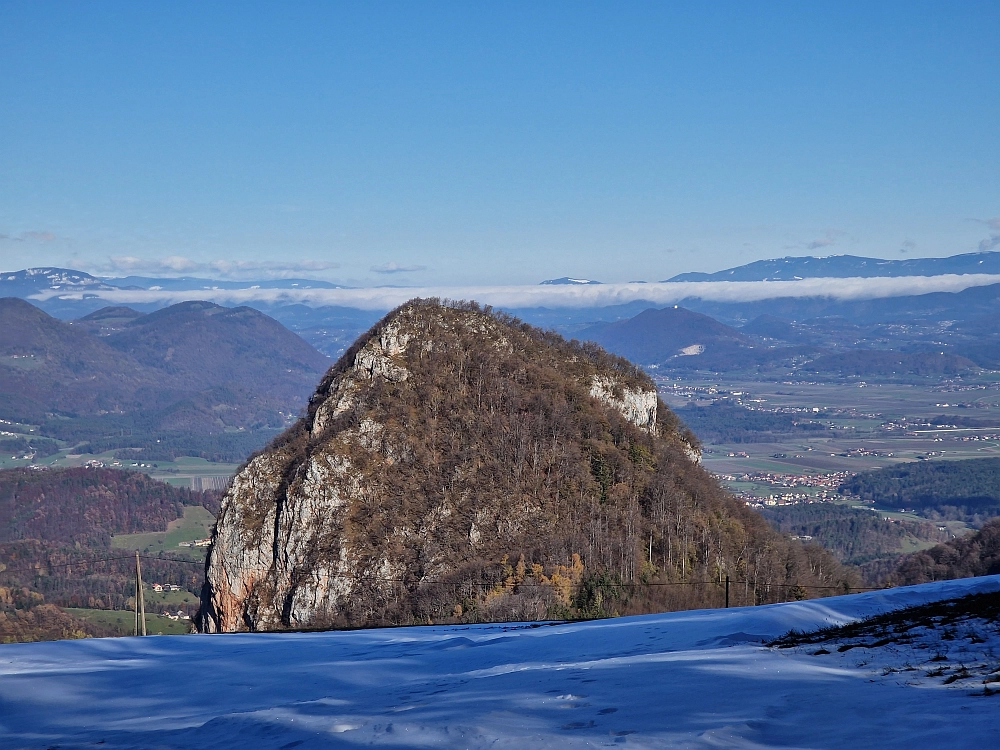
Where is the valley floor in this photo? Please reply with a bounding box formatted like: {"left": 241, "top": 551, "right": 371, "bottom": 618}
{"left": 1, "top": 577, "right": 999, "bottom": 749}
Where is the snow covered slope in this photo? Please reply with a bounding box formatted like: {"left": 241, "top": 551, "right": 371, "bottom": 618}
{"left": 2, "top": 576, "right": 999, "bottom": 749}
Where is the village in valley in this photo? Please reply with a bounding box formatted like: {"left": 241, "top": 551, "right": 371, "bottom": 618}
{"left": 658, "top": 377, "right": 1000, "bottom": 521}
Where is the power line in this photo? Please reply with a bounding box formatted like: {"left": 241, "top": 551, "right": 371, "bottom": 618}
{"left": 1, "top": 554, "right": 880, "bottom": 592}
{"left": 0, "top": 552, "right": 204, "bottom": 574}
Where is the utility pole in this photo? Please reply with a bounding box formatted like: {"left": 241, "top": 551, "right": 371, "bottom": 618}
{"left": 725, "top": 575, "right": 730, "bottom": 608}
{"left": 134, "top": 551, "right": 146, "bottom": 636}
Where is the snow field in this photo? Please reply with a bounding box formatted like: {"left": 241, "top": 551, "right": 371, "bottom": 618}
{"left": 1, "top": 575, "right": 999, "bottom": 749}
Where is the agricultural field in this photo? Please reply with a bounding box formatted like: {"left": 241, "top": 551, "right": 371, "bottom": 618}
{"left": 142, "top": 456, "right": 239, "bottom": 490}
{"left": 0, "top": 438, "right": 238, "bottom": 490}
{"left": 658, "top": 376, "right": 999, "bottom": 574}
{"left": 142, "top": 587, "right": 201, "bottom": 609}
{"left": 63, "top": 608, "right": 191, "bottom": 637}
{"left": 662, "top": 377, "right": 1000, "bottom": 481}
{"left": 0, "top": 354, "right": 42, "bottom": 371}
{"left": 111, "top": 505, "right": 216, "bottom": 560}
{"left": 662, "top": 377, "right": 996, "bottom": 546}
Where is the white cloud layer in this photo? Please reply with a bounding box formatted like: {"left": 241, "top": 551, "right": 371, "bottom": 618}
{"left": 29, "top": 273, "right": 1000, "bottom": 311}
{"left": 84, "top": 256, "right": 340, "bottom": 279}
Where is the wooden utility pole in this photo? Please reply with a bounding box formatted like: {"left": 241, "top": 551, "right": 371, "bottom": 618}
{"left": 134, "top": 551, "right": 146, "bottom": 636}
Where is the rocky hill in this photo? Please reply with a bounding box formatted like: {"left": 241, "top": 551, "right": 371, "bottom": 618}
{"left": 201, "top": 300, "right": 854, "bottom": 632}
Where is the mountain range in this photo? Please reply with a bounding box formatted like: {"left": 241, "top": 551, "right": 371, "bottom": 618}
{"left": 666, "top": 250, "right": 1000, "bottom": 282}
{"left": 570, "top": 272, "right": 1000, "bottom": 376}
{"left": 10, "top": 250, "right": 1000, "bottom": 383}
{"left": 0, "top": 298, "right": 331, "bottom": 460}
{"left": 580, "top": 302, "right": 987, "bottom": 378}
{"left": 0, "top": 267, "right": 344, "bottom": 298}
{"left": 539, "top": 277, "right": 602, "bottom": 285}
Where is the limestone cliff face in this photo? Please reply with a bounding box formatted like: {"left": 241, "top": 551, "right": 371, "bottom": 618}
{"left": 589, "top": 375, "right": 658, "bottom": 434}
{"left": 200, "top": 300, "right": 704, "bottom": 632}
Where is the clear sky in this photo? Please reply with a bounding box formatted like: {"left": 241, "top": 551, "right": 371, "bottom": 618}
{"left": 1, "top": 2, "right": 998, "bottom": 286}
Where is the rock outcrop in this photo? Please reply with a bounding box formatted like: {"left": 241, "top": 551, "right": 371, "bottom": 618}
{"left": 200, "top": 300, "right": 851, "bottom": 632}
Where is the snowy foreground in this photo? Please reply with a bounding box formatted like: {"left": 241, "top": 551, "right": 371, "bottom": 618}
{"left": 2, "top": 577, "right": 999, "bottom": 749}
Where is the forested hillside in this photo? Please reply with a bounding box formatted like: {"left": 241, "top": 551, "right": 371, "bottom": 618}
{"left": 840, "top": 457, "right": 1000, "bottom": 524}
{"left": 582, "top": 306, "right": 749, "bottom": 365}
{"left": 0, "top": 468, "right": 216, "bottom": 642}
{"left": 676, "top": 402, "right": 827, "bottom": 444}
{"left": 0, "top": 298, "right": 148, "bottom": 421}
{"left": 761, "top": 504, "right": 949, "bottom": 570}
{"left": 891, "top": 519, "right": 1000, "bottom": 585}
{"left": 0, "top": 298, "right": 332, "bottom": 464}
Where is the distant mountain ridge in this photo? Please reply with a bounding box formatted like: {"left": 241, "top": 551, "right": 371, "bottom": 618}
{"left": 0, "top": 267, "right": 346, "bottom": 298}
{"left": 581, "top": 306, "right": 750, "bottom": 365}
{"left": 580, "top": 298, "right": 991, "bottom": 379}
{"left": 0, "top": 268, "right": 125, "bottom": 298}
{"left": 0, "top": 298, "right": 144, "bottom": 420}
{"left": 10, "top": 258, "right": 1000, "bottom": 368}
{"left": 105, "top": 275, "right": 345, "bottom": 291}
{"left": 0, "top": 298, "right": 331, "bottom": 459}
{"left": 666, "top": 251, "right": 1000, "bottom": 282}
{"left": 680, "top": 280, "right": 1000, "bottom": 327}
{"left": 98, "top": 300, "right": 329, "bottom": 403}
{"left": 0, "top": 267, "right": 356, "bottom": 323}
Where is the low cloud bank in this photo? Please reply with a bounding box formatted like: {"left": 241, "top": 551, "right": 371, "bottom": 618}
{"left": 83, "top": 256, "right": 340, "bottom": 279}
{"left": 30, "top": 273, "right": 1000, "bottom": 311}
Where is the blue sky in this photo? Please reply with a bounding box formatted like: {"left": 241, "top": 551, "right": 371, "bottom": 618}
{"left": 1, "top": 2, "right": 998, "bottom": 285}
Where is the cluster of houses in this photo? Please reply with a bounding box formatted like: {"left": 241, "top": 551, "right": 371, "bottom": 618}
{"left": 150, "top": 583, "right": 183, "bottom": 593}
{"left": 178, "top": 538, "right": 211, "bottom": 548}
{"left": 148, "top": 583, "right": 194, "bottom": 621}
